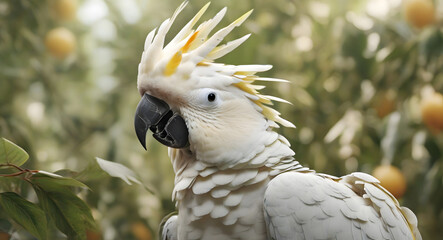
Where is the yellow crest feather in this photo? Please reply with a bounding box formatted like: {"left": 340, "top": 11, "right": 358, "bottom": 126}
{"left": 164, "top": 51, "right": 182, "bottom": 76}
{"left": 139, "top": 2, "right": 295, "bottom": 128}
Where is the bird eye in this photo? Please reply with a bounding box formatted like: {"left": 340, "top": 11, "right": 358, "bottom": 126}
{"left": 195, "top": 89, "right": 219, "bottom": 107}
{"left": 207, "top": 93, "right": 216, "bottom": 102}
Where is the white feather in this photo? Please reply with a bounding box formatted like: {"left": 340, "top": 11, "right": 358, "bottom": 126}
{"left": 196, "top": 7, "right": 227, "bottom": 39}
{"left": 164, "top": 2, "right": 209, "bottom": 53}
{"left": 191, "top": 10, "right": 253, "bottom": 62}
{"left": 207, "top": 34, "right": 251, "bottom": 60}
{"left": 192, "top": 199, "right": 215, "bottom": 217}
{"left": 253, "top": 77, "right": 290, "bottom": 83}
{"left": 144, "top": 28, "right": 157, "bottom": 51}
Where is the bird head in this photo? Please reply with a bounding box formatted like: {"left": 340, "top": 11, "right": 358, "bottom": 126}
{"left": 134, "top": 2, "right": 294, "bottom": 167}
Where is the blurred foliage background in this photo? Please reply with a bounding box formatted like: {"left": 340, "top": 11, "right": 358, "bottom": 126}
{"left": 1, "top": 0, "right": 443, "bottom": 239}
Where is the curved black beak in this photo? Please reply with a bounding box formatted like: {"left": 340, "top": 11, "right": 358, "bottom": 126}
{"left": 134, "top": 93, "right": 189, "bottom": 150}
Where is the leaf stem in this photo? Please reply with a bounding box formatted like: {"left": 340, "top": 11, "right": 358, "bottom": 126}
{"left": 0, "top": 162, "right": 25, "bottom": 171}
{"left": 0, "top": 163, "right": 38, "bottom": 178}
{"left": 0, "top": 171, "right": 27, "bottom": 177}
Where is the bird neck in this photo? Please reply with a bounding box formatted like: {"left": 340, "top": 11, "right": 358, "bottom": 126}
{"left": 167, "top": 130, "right": 309, "bottom": 239}
{"left": 168, "top": 129, "right": 307, "bottom": 202}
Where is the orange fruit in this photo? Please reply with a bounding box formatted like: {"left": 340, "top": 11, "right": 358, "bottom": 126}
{"left": 53, "top": 0, "right": 77, "bottom": 20}
{"left": 131, "top": 222, "right": 152, "bottom": 240}
{"left": 421, "top": 92, "right": 443, "bottom": 132}
{"left": 373, "top": 165, "right": 407, "bottom": 199}
{"left": 86, "top": 230, "right": 102, "bottom": 240}
{"left": 45, "top": 27, "right": 76, "bottom": 59}
{"left": 404, "top": 0, "right": 436, "bottom": 29}
{"left": 0, "top": 232, "right": 10, "bottom": 240}
{"left": 374, "top": 92, "right": 396, "bottom": 119}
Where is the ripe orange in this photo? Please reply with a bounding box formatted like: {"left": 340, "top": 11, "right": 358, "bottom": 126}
{"left": 53, "top": 0, "right": 77, "bottom": 21}
{"left": 374, "top": 92, "right": 396, "bottom": 119}
{"left": 404, "top": 0, "right": 436, "bottom": 29}
{"left": 45, "top": 27, "right": 76, "bottom": 59}
{"left": 131, "top": 222, "right": 152, "bottom": 240}
{"left": 421, "top": 92, "right": 443, "bottom": 132}
{"left": 86, "top": 230, "right": 102, "bottom": 240}
{"left": 0, "top": 232, "right": 10, "bottom": 240}
{"left": 372, "top": 165, "right": 407, "bottom": 199}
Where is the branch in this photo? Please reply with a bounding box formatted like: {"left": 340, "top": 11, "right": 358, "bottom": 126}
{"left": 0, "top": 163, "right": 38, "bottom": 178}
{"left": 0, "top": 163, "right": 25, "bottom": 171}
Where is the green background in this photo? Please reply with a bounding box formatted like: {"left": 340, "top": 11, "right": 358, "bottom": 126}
{"left": 1, "top": 0, "right": 442, "bottom": 239}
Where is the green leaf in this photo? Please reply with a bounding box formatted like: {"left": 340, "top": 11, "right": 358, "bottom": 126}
{"left": 0, "top": 176, "right": 22, "bottom": 192}
{"left": 0, "top": 138, "right": 29, "bottom": 166}
{"left": 32, "top": 171, "right": 90, "bottom": 189}
{"left": 30, "top": 179, "right": 96, "bottom": 240}
{"left": 0, "top": 192, "right": 48, "bottom": 240}
{"left": 96, "top": 157, "right": 142, "bottom": 185}
{"left": 419, "top": 28, "right": 443, "bottom": 64}
{"left": 68, "top": 162, "right": 108, "bottom": 183}
{"left": 75, "top": 158, "right": 155, "bottom": 195}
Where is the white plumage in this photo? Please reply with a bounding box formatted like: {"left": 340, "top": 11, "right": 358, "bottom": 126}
{"left": 264, "top": 172, "right": 419, "bottom": 240}
{"left": 136, "top": 2, "right": 422, "bottom": 240}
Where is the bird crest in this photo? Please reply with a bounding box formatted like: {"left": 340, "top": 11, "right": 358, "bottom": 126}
{"left": 137, "top": 1, "right": 295, "bottom": 128}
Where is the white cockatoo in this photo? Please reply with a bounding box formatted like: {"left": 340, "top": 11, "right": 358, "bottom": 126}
{"left": 134, "top": 2, "right": 421, "bottom": 240}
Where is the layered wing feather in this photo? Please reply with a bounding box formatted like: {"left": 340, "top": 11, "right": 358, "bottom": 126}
{"left": 264, "top": 172, "right": 421, "bottom": 240}
{"left": 161, "top": 215, "right": 178, "bottom": 240}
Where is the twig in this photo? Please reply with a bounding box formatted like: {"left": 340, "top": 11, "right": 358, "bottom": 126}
{"left": 0, "top": 163, "right": 38, "bottom": 177}
{"left": 0, "top": 162, "right": 25, "bottom": 171}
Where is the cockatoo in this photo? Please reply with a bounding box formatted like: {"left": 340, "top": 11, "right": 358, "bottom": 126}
{"left": 134, "top": 2, "right": 422, "bottom": 240}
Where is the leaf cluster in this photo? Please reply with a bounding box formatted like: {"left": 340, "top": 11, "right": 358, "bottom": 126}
{"left": 0, "top": 138, "right": 96, "bottom": 239}
{"left": 0, "top": 137, "right": 148, "bottom": 239}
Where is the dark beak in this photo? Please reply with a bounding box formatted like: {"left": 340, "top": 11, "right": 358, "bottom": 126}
{"left": 134, "top": 93, "right": 189, "bottom": 150}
